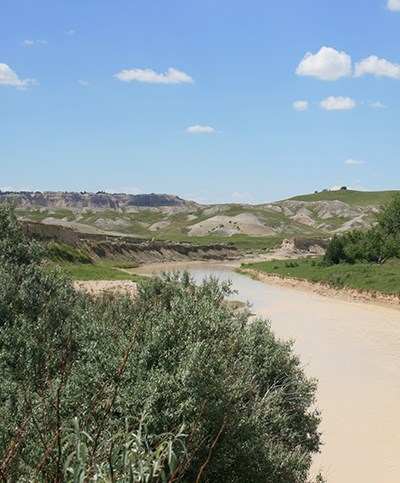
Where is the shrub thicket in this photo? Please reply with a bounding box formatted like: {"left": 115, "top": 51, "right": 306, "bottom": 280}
{"left": 0, "top": 204, "right": 321, "bottom": 482}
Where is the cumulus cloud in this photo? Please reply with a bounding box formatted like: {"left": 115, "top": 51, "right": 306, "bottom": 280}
{"left": 388, "top": 0, "right": 400, "bottom": 11}
{"left": 370, "top": 101, "right": 386, "bottom": 108}
{"left": 296, "top": 46, "right": 352, "bottom": 81}
{"left": 21, "top": 39, "right": 47, "bottom": 46}
{"left": 320, "top": 96, "right": 356, "bottom": 110}
{"left": 293, "top": 100, "right": 309, "bottom": 111}
{"left": 354, "top": 55, "right": 400, "bottom": 78}
{"left": 115, "top": 67, "right": 193, "bottom": 84}
{"left": 0, "top": 63, "right": 36, "bottom": 89}
{"left": 345, "top": 159, "right": 365, "bottom": 165}
{"left": 187, "top": 125, "right": 217, "bottom": 134}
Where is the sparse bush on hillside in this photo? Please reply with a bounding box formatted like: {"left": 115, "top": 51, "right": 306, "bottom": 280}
{"left": 0, "top": 205, "right": 321, "bottom": 482}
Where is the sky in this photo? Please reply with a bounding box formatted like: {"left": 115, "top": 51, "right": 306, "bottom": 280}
{"left": 1, "top": 0, "right": 400, "bottom": 204}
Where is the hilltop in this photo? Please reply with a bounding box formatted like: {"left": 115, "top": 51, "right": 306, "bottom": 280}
{"left": 2, "top": 189, "right": 398, "bottom": 242}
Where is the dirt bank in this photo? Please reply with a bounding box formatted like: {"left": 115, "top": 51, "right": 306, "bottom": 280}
{"left": 240, "top": 268, "right": 400, "bottom": 311}
{"left": 74, "top": 280, "right": 137, "bottom": 297}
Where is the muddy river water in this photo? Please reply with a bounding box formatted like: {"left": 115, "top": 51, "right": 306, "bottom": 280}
{"left": 134, "top": 261, "right": 400, "bottom": 482}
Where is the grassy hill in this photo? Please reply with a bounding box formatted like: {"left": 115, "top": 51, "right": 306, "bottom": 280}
{"left": 289, "top": 189, "right": 400, "bottom": 206}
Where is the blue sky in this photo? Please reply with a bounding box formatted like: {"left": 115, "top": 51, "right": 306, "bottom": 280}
{"left": 1, "top": 0, "right": 400, "bottom": 204}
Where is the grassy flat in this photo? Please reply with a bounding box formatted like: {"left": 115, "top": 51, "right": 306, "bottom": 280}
{"left": 241, "top": 257, "right": 400, "bottom": 294}
{"left": 57, "top": 262, "right": 144, "bottom": 282}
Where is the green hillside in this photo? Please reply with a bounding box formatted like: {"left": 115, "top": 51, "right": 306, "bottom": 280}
{"left": 289, "top": 189, "right": 400, "bottom": 206}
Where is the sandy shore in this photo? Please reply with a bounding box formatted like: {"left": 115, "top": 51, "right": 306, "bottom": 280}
{"left": 74, "top": 280, "right": 137, "bottom": 297}
{"left": 241, "top": 268, "right": 400, "bottom": 311}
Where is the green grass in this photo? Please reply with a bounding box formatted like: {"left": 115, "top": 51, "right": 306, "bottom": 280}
{"left": 47, "top": 241, "right": 92, "bottom": 264}
{"left": 241, "top": 257, "right": 400, "bottom": 294}
{"left": 152, "top": 233, "right": 292, "bottom": 251}
{"left": 57, "top": 261, "right": 144, "bottom": 282}
{"left": 289, "top": 189, "right": 400, "bottom": 207}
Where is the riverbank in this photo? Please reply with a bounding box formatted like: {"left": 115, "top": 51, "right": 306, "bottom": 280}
{"left": 74, "top": 279, "right": 137, "bottom": 297}
{"left": 239, "top": 267, "right": 400, "bottom": 311}
{"left": 74, "top": 257, "right": 400, "bottom": 311}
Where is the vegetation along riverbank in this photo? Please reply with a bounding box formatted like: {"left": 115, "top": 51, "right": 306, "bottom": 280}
{"left": 240, "top": 194, "right": 400, "bottom": 308}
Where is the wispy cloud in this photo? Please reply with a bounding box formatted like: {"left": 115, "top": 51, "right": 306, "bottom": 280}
{"left": 296, "top": 46, "right": 352, "bottom": 81}
{"left": 345, "top": 159, "right": 365, "bottom": 165}
{"left": 370, "top": 101, "right": 386, "bottom": 109}
{"left": 21, "top": 39, "right": 47, "bottom": 46}
{"left": 115, "top": 67, "right": 193, "bottom": 84}
{"left": 64, "top": 30, "right": 75, "bottom": 36}
{"left": 78, "top": 80, "right": 90, "bottom": 86}
{"left": 104, "top": 187, "right": 142, "bottom": 195}
{"left": 388, "top": 0, "right": 400, "bottom": 11}
{"left": 354, "top": 55, "right": 400, "bottom": 79}
{"left": 293, "top": 100, "right": 309, "bottom": 111}
{"left": 0, "top": 63, "right": 36, "bottom": 89}
{"left": 187, "top": 125, "right": 218, "bottom": 134}
{"left": 0, "top": 185, "right": 33, "bottom": 192}
{"left": 320, "top": 96, "right": 356, "bottom": 110}
{"left": 231, "top": 192, "right": 253, "bottom": 201}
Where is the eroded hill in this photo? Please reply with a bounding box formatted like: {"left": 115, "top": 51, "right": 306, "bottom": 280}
{"left": 2, "top": 189, "right": 398, "bottom": 240}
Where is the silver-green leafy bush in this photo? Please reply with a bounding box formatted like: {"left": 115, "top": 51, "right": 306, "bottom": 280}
{"left": 0, "top": 204, "right": 321, "bottom": 482}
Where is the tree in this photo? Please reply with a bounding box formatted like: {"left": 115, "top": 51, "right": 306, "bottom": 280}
{"left": 377, "top": 194, "right": 400, "bottom": 236}
{"left": 324, "top": 194, "right": 400, "bottom": 265}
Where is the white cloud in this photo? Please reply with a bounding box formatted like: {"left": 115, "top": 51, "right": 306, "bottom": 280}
{"left": 231, "top": 192, "right": 253, "bottom": 201}
{"left": 370, "top": 101, "right": 386, "bottom": 108}
{"left": 187, "top": 125, "right": 217, "bottom": 134}
{"left": 78, "top": 80, "right": 90, "bottom": 86}
{"left": 388, "top": 0, "right": 400, "bottom": 11}
{"left": 115, "top": 67, "right": 193, "bottom": 84}
{"left": 182, "top": 193, "right": 209, "bottom": 204}
{"left": 0, "top": 186, "right": 33, "bottom": 192}
{"left": 354, "top": 55, "right": 400, "bottom": 79}
{"left": 21, "top": 39, "right": 47, "bottom": 46}
{"left": 64, "top": 30, "right": 75, "bottom": 36}
{"left": 104, "top": 187, "right": 142, "bottom": 195}
{"left": 345, "top": 159, "right": 365, "bottom": 165}
{"left": 0, "top": 63, "right": 36, "bottom": 89}
{"left": 293, "top": 100, "right": 309, "bottom": 111}
{"left": 320, "top": 96, "right": 356, "bottom": 110}
{"left": 295, "top": 46, "right": 352, "bottom": 81}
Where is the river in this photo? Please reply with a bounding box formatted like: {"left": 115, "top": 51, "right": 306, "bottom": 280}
{"left": 134, "top": 261, "right": 400, "bottom": 482}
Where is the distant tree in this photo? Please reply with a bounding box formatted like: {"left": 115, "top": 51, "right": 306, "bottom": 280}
{"left": 377, "top": 194, "right": 400, "bottom": 236}
{"left": 323, "top": 235, "right": 346, "bottom": 265}
{"left": 324, "top": 194, "right": 400, "bottom": 265}
{"left": 340, "top": 186, "right": 347, "bottom": 190}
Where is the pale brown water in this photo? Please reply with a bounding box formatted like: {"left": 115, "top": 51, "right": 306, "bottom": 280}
{"left": 134, "top": 261, "right": 400, "bottom": 482}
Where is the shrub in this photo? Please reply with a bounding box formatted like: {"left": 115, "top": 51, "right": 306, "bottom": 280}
{"left": 0, "top": 205, "right": 321, "bottom": 482}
